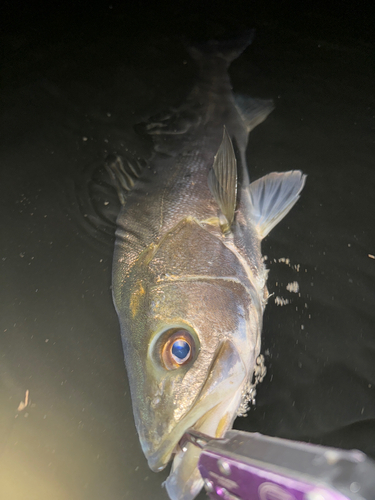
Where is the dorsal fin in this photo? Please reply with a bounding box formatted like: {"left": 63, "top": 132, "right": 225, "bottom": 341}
{"left": 208, "top": 126, "right": 238, "bottom": 233}
{"left": 234, "top": 94, "right": 274, "bottom": 132}
{"left": 249, "top": 170, "right": 306, "bottom": 239}
{"left": 105, "top": 153, "right": 145, "bottom": 205}
{"left": 70, "top": 152, "right": 148, "bottom": 250}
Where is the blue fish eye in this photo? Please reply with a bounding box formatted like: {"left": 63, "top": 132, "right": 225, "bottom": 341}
{"left": 160, "top": 329, "right": 196, "bottom": 370}
{"left": 171, "top": 339, "right": 191, "bottom": 364}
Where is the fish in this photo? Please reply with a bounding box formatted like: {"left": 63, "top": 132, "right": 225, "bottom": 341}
{"left": 106, "top": 32, "right": 306, "bottom": 500}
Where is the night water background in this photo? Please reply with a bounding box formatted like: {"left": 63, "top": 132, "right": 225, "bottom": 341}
{"left": 1, "top": 1, "right": 374, "bottom": 499}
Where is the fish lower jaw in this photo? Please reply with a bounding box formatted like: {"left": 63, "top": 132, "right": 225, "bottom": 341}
{"left": 163, "top": 422, "right": 215, "bottom": 500}
{"left": 164, "top": 394, "right": 243, "bottom": 500}
{"left": 147, "top": 413, "right": 216, "bottom": 473}
{"left": 147, "top": 401, "right": 231, "bottom": 477}
{"left": 148, "top": 373, "right": 246, "bottom": 475}
{"left": 147, "top": 396, "right": 229, "bottom": 472}
{"left": 170, "top": 417, "right": 216, "bottom": 469}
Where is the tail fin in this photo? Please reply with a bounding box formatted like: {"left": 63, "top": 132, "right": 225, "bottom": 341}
{"left": 186, "top": 30, "right": 255, "bottom": 68}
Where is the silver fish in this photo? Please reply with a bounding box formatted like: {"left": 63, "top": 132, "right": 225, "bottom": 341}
{"left": 107, "top": 33, "right": 306, "bottom": 500}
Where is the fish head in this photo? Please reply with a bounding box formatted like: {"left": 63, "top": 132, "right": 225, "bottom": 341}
{"left": 112, "top": 217, "right": 263, "bottom": 499}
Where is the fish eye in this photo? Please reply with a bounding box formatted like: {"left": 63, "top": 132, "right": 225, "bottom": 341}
{"left": 161, "top": 329, "right": 195, "bottom": 370}
{"left": 171, "top": 339, "right": 190, "bottom": 364}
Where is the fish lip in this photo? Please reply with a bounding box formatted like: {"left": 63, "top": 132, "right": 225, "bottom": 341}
{"left": 146, "top": 378, "right": 226, "bottom": 471}
{"left": 145, "top": 378, "right": 216, "bottom": 472}
{"left": 146, "top": 416, "right": 206, "bottom": 472}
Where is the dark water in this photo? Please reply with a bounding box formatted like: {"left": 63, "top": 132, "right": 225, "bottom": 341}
{"left": 1, "top": 2, "right": 374, "bottom": 499}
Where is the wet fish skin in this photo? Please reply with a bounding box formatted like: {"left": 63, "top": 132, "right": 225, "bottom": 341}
{"left": 108, "top": 33, "right": 305, "bottom": 500}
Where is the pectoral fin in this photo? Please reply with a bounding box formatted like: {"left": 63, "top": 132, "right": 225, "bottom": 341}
{"left": 249, "top": 170, "right": 306, "bottom": 239}
{"left": 208, "top": 127, "right": 238, "bottom": 233}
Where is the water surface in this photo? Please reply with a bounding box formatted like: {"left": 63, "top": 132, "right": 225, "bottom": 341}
{"left": 1, "top": 3, "right": 374, "bottom": 499}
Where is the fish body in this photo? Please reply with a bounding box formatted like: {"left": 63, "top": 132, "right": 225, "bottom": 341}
{"left": 108, "top": 33, "right": 306, "bottom": 500}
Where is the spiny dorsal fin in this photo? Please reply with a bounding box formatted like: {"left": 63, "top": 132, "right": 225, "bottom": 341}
{"left": 249, "top": 170, "right": 306, "bottom": 239}
{"left": 234, "top": 94, "right": 274, "bottom": 133}
{"left": 208, "top": 126, "right": 238, "bottom": 233}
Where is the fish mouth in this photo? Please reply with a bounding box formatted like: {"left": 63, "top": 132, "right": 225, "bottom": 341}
{"left": 148, "top": 409, "right": 219, "bottom": 471}
{"left": 147, "top": 405, "right": 219, "bottom": 472}
{"left": 163, "top": 393, "right": 244, "bottom": 500}
{"left": 145, "top": 339, "right": 247, "bottom": 500}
